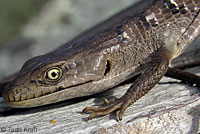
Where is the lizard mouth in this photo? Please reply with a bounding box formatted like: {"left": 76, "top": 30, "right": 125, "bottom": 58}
{"left": 2, "top": 59, "right": 111, "bottom": 107}
{"left": 2, "top": 80, "right": 94, "bottom": 108}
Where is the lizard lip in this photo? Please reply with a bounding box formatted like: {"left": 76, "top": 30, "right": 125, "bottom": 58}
{"left": 2, "top": 87, "right": 21, "bottom": 102}
{"left": 2, "top": 80, "right": 94, "bottom": 107}
{"left": 2, "top": 83, "right": 32, "bottom": 103}
{"left": 2, "top": 80, "right": 95, "bottom": 108}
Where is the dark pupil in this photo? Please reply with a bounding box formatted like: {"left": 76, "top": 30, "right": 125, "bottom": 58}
{"left": 51, "top": 72, "right": 57, "bottom": 78}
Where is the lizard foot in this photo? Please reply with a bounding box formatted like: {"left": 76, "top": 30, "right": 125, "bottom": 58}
{"left": 83, "top": 97, "right": 132, "bottom": 121}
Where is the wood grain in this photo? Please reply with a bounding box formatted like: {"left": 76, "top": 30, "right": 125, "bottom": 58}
{"left": 0, "top": 64, "right": 200, "bottom": 133}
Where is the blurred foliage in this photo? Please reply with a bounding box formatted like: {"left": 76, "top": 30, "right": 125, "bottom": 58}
{"left": 0, "top": 0, "right": 48, "bottom": 45}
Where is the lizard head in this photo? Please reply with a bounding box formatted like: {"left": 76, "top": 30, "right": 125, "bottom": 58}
{"left": 2, "top": 49, "right": 108, "bottom": 108}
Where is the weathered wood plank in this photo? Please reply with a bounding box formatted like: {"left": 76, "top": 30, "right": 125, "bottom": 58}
{"left": 0, "top": 0, "right": 200, "bottom": 133}
{"left": 0, "top": 66, "right": 200, "bottom": 134}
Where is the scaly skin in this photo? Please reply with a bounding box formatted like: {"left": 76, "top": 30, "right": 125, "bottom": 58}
{"left": 2, "top": 0, "right": 200, "bottom": 120}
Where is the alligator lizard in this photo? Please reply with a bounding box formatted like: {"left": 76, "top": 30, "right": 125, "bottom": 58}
{"left": 2, "top": 0, "right": 200, "bottom": 121}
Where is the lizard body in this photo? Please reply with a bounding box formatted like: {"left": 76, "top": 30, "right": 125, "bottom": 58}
{"left": 2, "top": 0, "right": 200, "bottom": 120}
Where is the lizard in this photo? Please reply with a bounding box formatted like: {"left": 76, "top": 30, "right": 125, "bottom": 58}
{"left": 1, "top": 0, "right": 200, "bottom": 121}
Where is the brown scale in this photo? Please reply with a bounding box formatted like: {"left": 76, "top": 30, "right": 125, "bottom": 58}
{"left": 2, "top": 0, "right": 200, "bottom": 121}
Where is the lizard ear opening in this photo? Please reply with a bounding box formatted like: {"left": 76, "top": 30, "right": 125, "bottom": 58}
{"left": 104, "top": 60, "right": 111, "bottom": 76}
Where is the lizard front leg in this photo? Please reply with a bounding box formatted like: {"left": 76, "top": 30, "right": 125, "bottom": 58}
{"left": 83, "top": 46, "right": 171, "bottom": 120}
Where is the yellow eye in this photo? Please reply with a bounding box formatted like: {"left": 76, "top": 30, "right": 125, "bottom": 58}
{"left": 44, "top": 67, "right": 62, "bottom": 81}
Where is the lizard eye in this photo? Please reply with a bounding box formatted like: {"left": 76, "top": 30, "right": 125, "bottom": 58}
{"left": 44, "top": 67, "right": 62, "bottom": 81}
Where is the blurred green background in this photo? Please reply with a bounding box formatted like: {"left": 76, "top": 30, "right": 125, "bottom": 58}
{"left": 0, "top": 0, "right": 136, "bottom": 78}
{"left": 0, "top": 0, "right": 47, "bottom": 46}
{"left": 0, "top": 0, "right": 199, "bottom": 80}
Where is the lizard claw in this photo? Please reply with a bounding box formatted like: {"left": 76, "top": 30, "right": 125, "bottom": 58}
{"left": 104, "top": 98, "right": 110, "bottom": 105}
{"left": 82, "top": 98, "right": 128, "bottom": 120}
